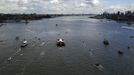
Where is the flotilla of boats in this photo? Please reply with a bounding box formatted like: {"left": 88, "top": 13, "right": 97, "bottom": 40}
{"left": 19, "top": 38, "right": 66, "bottom": 48}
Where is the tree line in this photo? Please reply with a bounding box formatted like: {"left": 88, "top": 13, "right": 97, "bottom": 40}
{"left": 0, "top": 13, "right": 53, "bottom": 23}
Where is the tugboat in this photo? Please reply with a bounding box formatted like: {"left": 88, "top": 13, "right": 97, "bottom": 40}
{"left": 56, "top": 38, "right": 65, "bottom": 47}
{"left": 21, "top": 40, "right": 28, "bottom": 48}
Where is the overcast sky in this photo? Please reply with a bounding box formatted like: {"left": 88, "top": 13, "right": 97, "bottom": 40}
{"left": 0, "top": 0, "right": 134, "bottom": 14}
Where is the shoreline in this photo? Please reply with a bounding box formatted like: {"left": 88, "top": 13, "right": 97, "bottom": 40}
{"left": 0, "top": 14, "right": 55, "bottom": 23}
{"left": 90, "top": 15, "right": 134, "bottom": 25}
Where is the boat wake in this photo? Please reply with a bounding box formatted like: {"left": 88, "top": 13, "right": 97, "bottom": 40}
{"left": 121, "top": 26, "right": 134, "bottom": 30}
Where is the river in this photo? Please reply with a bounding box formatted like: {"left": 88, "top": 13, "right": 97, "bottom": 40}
{"left": 0, "top": 16, "right": 134, "bottom": 75}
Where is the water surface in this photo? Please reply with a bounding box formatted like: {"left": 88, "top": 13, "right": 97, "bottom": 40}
{"left": 0, "top": 16, "right": 134, "bottom": 75}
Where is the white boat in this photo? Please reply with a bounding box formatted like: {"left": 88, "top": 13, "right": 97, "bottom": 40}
{"left": 56, "top": 38, "right": 65, "bottom": 47}
{"left": 21, "top": 40, "right": 28, "bottom": 47}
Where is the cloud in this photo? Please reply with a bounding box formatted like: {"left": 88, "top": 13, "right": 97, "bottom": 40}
{"left": 0, "top": 0, "right": 103, "bottom": 14}
{"left": 86, "top": 0, "right": 100, "bottom": 7}
{"left": 0, "top": 0, "right": 133, "bottom": 14}
{"left": 50, "top": 0, "right": 59, "bottom": 4}
{"left": 80, "top": 3, "right": 87, "bottom": 7}
{"left": 18, "top": 0, "right": 28, "bottom": 7}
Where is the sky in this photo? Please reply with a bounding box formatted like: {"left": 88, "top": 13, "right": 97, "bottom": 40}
{"left": 0, "top": 0, "right": 134, "bottom": 14}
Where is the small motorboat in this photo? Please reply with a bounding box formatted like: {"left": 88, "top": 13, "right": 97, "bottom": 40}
{"left": 21, "top": 40, "right": 28, "bottom": 47}
{"left": 118, "top": 50, "right": 124, "bottom": 55}
{"left": 56, "top": 24, "right": 58, "bottom": 26}
{"left": 103, "top": 39, "right": 109, "bottom": 46}
{"left": 94, "top": 63, "right": 104, "bottom": 71}
{"left": 56, "top": 38, "right": 65, "bottom": 47}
